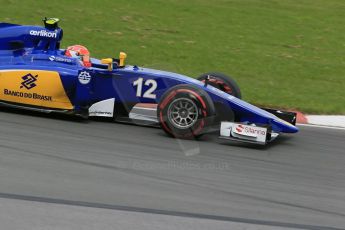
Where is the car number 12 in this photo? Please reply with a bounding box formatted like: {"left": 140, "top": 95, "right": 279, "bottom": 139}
{"left": 133, "top": 78, "right": 157, "bottom": 99}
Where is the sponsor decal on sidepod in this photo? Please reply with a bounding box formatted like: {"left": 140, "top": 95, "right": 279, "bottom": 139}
{"left": 3, "top": 89, "right": 52, "bottom": 101}
{"left": 3, "top": 73, "right": 52, "bottom": 101}
{"left": 20, "top": 73, "right": 38, "bottom": 90}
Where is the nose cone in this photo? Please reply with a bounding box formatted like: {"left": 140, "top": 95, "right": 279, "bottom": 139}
{"left": 272, "top": 119, "right": 299, "bottom": 133}
{"left": 287, "top": 124, "right": 299, "bottom": 133}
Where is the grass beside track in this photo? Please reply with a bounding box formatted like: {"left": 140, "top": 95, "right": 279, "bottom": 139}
{"left": 1, "top": 0, "right": 345, "bottom": 114}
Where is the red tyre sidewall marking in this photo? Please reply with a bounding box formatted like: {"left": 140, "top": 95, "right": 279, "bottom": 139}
{"left": 159, "top": 90, "right": 178, "bottom": 135}
{"left": 203, "top": 78, "right": 233, "bottom": 94}
{"left": 223, "top": 85, "right": 233, "bottom": 94}
{"left": 213, "top": 79, "right": 233, "bottom": 94}
{"left": 159, "top": 91, "right": 177, "bottom": 110}
{"left": 159, "top": 111, "right": 173, "bottom": 135}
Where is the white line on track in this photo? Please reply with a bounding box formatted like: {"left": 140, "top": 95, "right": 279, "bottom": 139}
{"left": 297, "top": 123, "right": 345, "bottom": 131}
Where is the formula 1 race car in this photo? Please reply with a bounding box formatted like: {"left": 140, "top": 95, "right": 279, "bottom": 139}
{"left": 0, "top": 18, "right": 298, "bottom": 145}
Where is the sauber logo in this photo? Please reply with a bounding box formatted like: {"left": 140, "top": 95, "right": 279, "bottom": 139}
{"left": 78, "top": 71, "right": 91, "bottom": 84}
{"left": 236, "top": 124, "right": 244, "bottom": 133}
{"left": 29, "top": 30, "right": 57, "bottom": 38}
{"left": 20, "top": 73, "right": 38, "bottom": 90}
{"left": 234, "top": 124, "right": 266, "bottom": 136}
{"left": 244, "top": 126, "right": 266, "bottom": 136}
{"left": 49, "top": 56, "right": 72, "bottom": 63}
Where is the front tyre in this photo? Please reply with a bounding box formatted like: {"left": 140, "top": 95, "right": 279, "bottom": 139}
{"left": 157, "top": 84, "right": 215, "bottom": 139}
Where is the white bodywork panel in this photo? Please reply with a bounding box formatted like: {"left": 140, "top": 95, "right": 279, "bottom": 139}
{"left": 89, "top": 98, "right": 115, "bottom": 117}
{"left": 129, "top": 103, "right": 158, "bottom": 123}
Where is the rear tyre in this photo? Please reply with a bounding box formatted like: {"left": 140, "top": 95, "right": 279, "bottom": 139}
{"left": 198, "top": 72, "right": 242, "bottom": 99}
{"left": 157, "top": 84, "right": 215, "bottom": 139}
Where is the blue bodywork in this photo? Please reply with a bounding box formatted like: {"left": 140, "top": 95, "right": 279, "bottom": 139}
{"left": 0, "top": 21, "right": 298, "bottom": 134}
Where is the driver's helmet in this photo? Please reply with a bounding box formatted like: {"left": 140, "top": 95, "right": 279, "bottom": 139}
{"left": 65, "top": 45, "right": 91, "bottom": 67}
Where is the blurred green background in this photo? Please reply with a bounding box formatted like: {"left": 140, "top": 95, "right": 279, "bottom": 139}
{"left": 1, "top": 0, "right": 344, "bottom": 114}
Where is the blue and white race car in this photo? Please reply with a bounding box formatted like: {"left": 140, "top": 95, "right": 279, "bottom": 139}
{"left": 0, "top": 18, "right": 298, "bottom": 145}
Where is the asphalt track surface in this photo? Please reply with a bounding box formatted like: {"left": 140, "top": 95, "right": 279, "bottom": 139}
{"left": 0, "top": 109, "right": 345, "bottom": 229}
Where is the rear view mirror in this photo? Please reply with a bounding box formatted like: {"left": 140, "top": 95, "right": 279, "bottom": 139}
{"left": 101, "top": 58, "right": 113, "bottom": 71}
{"left": 119, "top": 52, "right": 127, "bottom": 67}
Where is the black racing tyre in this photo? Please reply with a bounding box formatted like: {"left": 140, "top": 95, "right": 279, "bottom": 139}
{"left": 197, "top": 72, "right": 242, "bottom": 99}
{"left": 157, "top": 84, "right": 216, "bottom": 139}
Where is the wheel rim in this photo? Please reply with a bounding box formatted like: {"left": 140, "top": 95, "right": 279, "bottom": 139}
{"left": 167, "top": 98, "right": 199, "bottom": 129}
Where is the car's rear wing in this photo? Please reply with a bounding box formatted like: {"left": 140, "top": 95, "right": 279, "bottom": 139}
{"left": 0, "top": 23, "right": 20, "bottom": 29}
{"left": 0, "top": 18, "right": 63, "bottom": 53}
